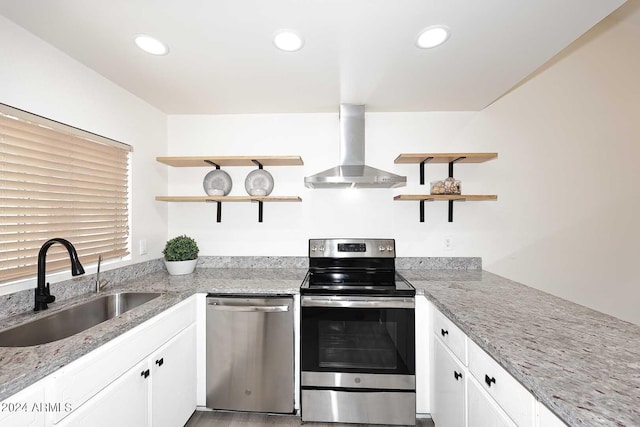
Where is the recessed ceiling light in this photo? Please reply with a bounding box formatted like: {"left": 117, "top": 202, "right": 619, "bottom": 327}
{"left": 416, "top": 25, "right": 450, "bottom": 49}
{"left": 273, "top": 30, "right": 304, "bottom": 52}
{"left": 134, "top": 34, "right": 169, "bottom": 56}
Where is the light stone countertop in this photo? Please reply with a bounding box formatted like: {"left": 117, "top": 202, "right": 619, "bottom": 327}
{"left": 0, "top": 268, "right": 306, "bottom": 401}
{"left": 1, "top": 266, "right": 639, "bottom": 427}
{"left": 401, "top": 269, "right": 640, "bottom": 427}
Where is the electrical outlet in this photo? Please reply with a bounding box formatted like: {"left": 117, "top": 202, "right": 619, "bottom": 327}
{"left": 444, "top": 236, "right": 453, "bottom": 251}
{"left": 139, "top": 239, "right": 148, "bottom": 255}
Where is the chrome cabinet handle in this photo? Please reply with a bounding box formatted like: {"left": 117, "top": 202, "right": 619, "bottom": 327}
{"left": 454, "top": 371, "right": 462, "bottom": 381}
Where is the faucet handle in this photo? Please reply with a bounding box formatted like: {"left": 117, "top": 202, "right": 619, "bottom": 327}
{"left": 44, "top": 283, "right": 55, "bottom": 303}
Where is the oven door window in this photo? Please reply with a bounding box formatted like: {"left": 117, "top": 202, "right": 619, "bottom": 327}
{"left": 302, "top": 307, "right": 415, "bottom": 375}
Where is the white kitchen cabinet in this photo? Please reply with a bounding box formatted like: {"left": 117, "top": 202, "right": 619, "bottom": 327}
{"left": 432, "top": 306, "right": 467, "bottom": 364}
{"left": 415, "top": 295, "right": 431, "bottom": 414}
{"left": 50, "top": 296, "right": 196, "bottom": 424}
{"left": 56, "top": 359, "right": 149, "bottom": 427}
{"left": 467, "top": 339, "right": 535, "bottom": 427}
{"left": 468, "top": 375, "right": 516, "bottom": 427}
{"left": 537, "top": 402, "right": 568, "bottom": 427}
{"left": 61, "top": 323, "right": 197, "bottom": 427}
{"left": 429, "top": 302, "right": 555, "bottom": 427}
{"left": 0, "top": 379, "right": 47, "bottom": 427}
{"left": 431, "top": 336, "right": 466, "bottom": 427}
{"left": 150, "top": 323, "right": 197, "bottom": 427}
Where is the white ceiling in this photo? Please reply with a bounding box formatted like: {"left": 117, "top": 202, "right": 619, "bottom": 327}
{"left": 0, "top": 0, "right": 628, "bottom": 114}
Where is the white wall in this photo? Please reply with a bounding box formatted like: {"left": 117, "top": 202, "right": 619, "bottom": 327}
{"left": 167, "top": 13, "right": 640, "bottom": 325}
{"left": 166, "top": 112, "right": 483, "bottom": 256}
{"left": 470, "top": 13, "right": 640, "bottom": 326}
{"left": 0, "top": 16, "right": 168, "bottom": 292}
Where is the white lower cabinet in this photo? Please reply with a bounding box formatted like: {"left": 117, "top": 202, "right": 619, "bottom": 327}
{"left": 150, "top": 323, "right": 197, "bottom": 427}
{"left": 537, "top": 402, "right": 568, "bottom": 427}
{"left": 58, "top": 323, "right": 197, "bottom": 427}
{"left": 57, "top": 359, "right": 150, "bottom": 427}
{"left": 431, "top": 337, "right": 466, "bottom": 427}
{"left": 1, "top": 295, "right": 198, "bottom": 427}
{"left": 415, "top": 295, "right": 432, "bottom": 414}
{"left": 427, "top": 299, "right": 560, "bottom": 427}
{"left": 0, "top": 380, "right": 47, "bottom": 427}
{"left": 467, "top": 375, "right": 516, "bottom": 427}
{"left": 467, "top": 339, "right": 534, "bottom": 427}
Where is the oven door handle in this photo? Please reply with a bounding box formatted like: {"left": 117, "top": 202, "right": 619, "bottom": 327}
{"left": 301, "top": 296, "right": 414, "bottom": 309}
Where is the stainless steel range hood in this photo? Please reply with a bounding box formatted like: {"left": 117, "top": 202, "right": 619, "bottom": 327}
{"left": 304, "top": 104, "right": 406, "bottom": 188}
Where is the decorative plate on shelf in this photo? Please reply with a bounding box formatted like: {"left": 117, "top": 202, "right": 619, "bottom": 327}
{"left": 244, "top": 169, "right": 274, "bottom": 196}
{"left": 203, "top": 169, "right": 232, "bottom": 196}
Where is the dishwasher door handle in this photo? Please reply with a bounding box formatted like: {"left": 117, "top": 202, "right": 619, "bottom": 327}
{"left": 207, "top": 302, "right": 290, "bottom": 312}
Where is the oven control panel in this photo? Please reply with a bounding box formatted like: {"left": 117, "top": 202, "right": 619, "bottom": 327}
{"left": 309, "top": 239, "right": 395, "bottom": 258}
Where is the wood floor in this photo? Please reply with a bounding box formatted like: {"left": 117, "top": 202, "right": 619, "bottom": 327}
{"left": 185, "top": 410, "right": 434, "bottom": 427}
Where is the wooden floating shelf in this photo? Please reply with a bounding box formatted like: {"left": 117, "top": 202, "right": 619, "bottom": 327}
{"left": 156, "top": 156, "right": 303, "bottom": 167}
{"left": 155, "top": 196, "right": 301, "bottom": 202}
{"left": 155, "top": 195, "right": 301, "bottom": 223}
{"left": 394, "top": 153, "right": 498, "bottom": 164}
{"left": 394, "top": 194, "right": 497, "bottom": 223}
{"left": 394, "top": 152, "right": 498, "bottom": 223}
{"left": 394, "top": 194, "right": 497, "bottom": 201}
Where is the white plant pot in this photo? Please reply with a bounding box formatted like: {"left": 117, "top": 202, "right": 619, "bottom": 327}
{"left": 164, "top": 259, "right": 197, "bottom": 275}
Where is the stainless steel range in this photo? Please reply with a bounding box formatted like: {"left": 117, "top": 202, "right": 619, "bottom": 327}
{"left": 300, "top": 238, "right": 416, "bottom": 426}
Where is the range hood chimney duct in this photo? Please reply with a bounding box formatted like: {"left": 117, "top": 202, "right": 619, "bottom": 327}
{"left": 304, "top": 104, "right": 406, "bottom": 189}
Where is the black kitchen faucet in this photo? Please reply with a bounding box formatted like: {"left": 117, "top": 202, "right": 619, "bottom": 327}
{"left": 34, "top": 238, "right": 85, "bottom": 311}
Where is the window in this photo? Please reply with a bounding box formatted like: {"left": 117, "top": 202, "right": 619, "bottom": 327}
{"left": 0, "top": 104, "right": 132, "bottom": 284}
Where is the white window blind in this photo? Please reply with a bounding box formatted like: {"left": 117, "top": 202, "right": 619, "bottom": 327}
{"left": 0, "top": 104, "right": 132, "bottom": 283}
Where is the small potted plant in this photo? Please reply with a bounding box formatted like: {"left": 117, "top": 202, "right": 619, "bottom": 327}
{"left": 162, "top": 235, "right": 199, "bottom": 275}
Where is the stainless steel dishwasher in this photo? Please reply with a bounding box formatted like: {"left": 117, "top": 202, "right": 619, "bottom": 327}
{"left": 206, "top": 294, "right": 294, "bottom": 414}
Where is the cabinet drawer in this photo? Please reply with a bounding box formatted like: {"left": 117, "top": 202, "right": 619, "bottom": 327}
{"left": 468, "top": 338, "right": 535, "bottom": 427}
{"left": 432, "top": 308, "right": 467, "bottom": 364}
{"left": 51, "top": 295, "right": 196, "bottom": 424}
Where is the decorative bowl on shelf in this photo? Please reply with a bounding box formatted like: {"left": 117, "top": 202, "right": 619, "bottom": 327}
{"left": 245, "top": 169, "right": 274, "bottom": 196}
{"left": 203, "top": 169, "right": 232, "bottom": 196}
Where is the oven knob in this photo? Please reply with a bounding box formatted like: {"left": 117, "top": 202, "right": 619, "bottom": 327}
{"left": 387, "top": 245, "right": 393, "bottom": 252}
{"left": 378, "top": 245, "right": 386, "bottom": 252}
{"left": 311, "top": 246, "right": 317, "bottom": 252}
{"left": 319, "top": 246, "right": 325, "bottom": 252}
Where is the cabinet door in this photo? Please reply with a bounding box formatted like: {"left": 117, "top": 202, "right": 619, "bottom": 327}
{"left": 431, "top": 337, "right": 465, "bottom": 427}
{"left": 467, "top": 375, "right": 516, "bottom": 427}
{"left": 0, "top": 381, "right": 46, "bottom": 427}
{"left": 467, "top": 338, "right": 534, "bottom": 427}
{"left": 537, "top": 402, "right": 567, "bottom": 427}
{"left": 150, "top": 324, "right": 197, "bottom": 427}
{"left": 57, "top": 360, "right": 150, "bottom": 427}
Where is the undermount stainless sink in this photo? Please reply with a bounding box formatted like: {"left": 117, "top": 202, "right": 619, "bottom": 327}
{"left": 0, "top": 292, "right": 162, "bottom": 347}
